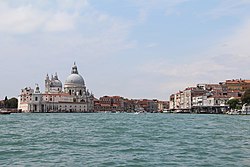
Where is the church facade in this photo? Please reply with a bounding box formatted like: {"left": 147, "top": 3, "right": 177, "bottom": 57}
{"left": 18, "top": 63, "right": 95, "bottom": 112}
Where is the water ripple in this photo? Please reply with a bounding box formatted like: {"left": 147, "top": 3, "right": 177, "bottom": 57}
{"left": 0, "top": 113, "right": 250, "bottom": 166}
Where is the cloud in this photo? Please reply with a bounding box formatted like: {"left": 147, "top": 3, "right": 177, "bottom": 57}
{"left": 139, "top": 19, "right": 250, "bottom": 97}
{"left": 44, "top": 12, "right": 76, "bottom": 32}
{"left": 0, "top": 3, "right": 45, "bottom": 33}
{"left": 0, "top": 0, "right": 90, "bottom": 34}
{"left": 0, "top": 0, "right": 136, "bottom": 98}
{"left": 220, "top": 20, "right": 250, "bottom": 57}
{"left": 0, "top": 0, "right": 135, "bottom": 56}
{"left": 207, "top": 0, "right": 250, "bottom": 18}
{"left": 133, "top": 0, "right": 188, "bottom": 22}
{"left": 146, "top": 43, "right": 158, "bottom": 48}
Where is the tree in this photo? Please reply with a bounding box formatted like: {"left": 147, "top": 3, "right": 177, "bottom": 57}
{"left": 4, "top": 96, "right": 8, "bottom": 108}
{"left": 242, "top": 89, "right": 250, "bottom": 105}
{"left": 227, "top": 98, "right": 240, "bottom": 109}
{"left": 5, "top": 97, "right": 18, "bottom": 108}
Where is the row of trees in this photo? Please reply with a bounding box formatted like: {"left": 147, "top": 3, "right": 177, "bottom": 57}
{"left": 2, "top": 96, "right": 18, "bottom": 109}
{"left": 227, "top": 89, "right": 250, "bottom": 109}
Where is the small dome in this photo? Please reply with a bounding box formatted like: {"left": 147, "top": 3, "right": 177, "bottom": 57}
{"left": 50, "top": 73, "right": 62, "bottom": 88}
{"left": 65, "top": 74, "right": 85, "bottom": 86}
{"left": 51, "top": 79, "right": 62, "bottom": 87}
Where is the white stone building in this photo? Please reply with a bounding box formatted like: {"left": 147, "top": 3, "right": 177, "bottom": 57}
{"left": 18, "top": 63, "right": 94, "bottom": 112}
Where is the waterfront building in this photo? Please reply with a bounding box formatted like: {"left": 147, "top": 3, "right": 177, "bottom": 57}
{"left": 94, "top": 97, "right": 164, "bottom": 113}
{"left": 169, "top": 81, "right": 245, "bottom": 113}
{"left": 225, "top": 79, "right": 250, "bottom": 91}
{"left": 94, "top": 96, "right": 125, "bottom": 112}
{"left": 123, "top": 99, "right": 136, "bottom": 112}
{"left": 169, "top": 94, "right": 175, "bottom": 110}
{"left": 157, "top": 100, "right": 169, "bottom": 112}
{"left": 134, "top": 99, "right": 158, "bottom": 112}
{"left": 169, "top": 87, "right": 205, "bottom": 111}
{"left": 169, "top": 92, "right": 181, "bottom": 110}
{"left": 18, "top": 63, "right": 94, "bottom": 112}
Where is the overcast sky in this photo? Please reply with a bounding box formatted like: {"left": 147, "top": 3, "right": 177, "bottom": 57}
{"left": 1, "top": 0, "right": 250, "bottom": 100}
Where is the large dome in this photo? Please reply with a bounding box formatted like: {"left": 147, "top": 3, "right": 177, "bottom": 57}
{"left": 65, "top": 73, "right": 85, "bottom": 86}
{"left": 64, "top": 63, "right": 85, "bottom": 87}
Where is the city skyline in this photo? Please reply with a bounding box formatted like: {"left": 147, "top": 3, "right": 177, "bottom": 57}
{"left": 1, "top": 0, "right": 250, "bottom": 100}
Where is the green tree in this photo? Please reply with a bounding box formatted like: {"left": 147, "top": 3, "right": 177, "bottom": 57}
{"left": 242, "top": 89, "right": 250, "bottom": 105}
{"left": 4, "top": 96, "right": 8, "bottom": 108}
{"left": 227, "top": 98, "right": 240, "bottom": 109}
{"left": 5, "top": 97, "right": 18, "bottom": 108}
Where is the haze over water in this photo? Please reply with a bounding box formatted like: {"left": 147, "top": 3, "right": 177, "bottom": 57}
{"left": 1, "top": 113, "right": 250, "bottom": 166}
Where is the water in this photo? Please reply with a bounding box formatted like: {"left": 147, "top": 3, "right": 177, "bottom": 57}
{"left": 0, "top": 113, "right": 250, "bottom": 167}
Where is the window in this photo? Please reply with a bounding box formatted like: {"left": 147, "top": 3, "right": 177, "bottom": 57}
{"left": 35, "top": 97, "right": 38, "bottom": 101}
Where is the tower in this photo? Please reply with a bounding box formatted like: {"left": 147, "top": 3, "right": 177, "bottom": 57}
{"left": 45, "top": 74, "right": 50, "bottom": 93}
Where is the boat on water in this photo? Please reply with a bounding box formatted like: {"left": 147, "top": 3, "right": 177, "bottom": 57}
{"left": 134, "top": 106, "right": 146, "bottom": 114}
{"left": 174, "top": 109, "right": 191, "bottom": 114}
{"left": 226, "top": 110, "right": 240, "bottom": 115}
{"left": 226, "top": 104, "right": 250, "bottom": 115}
{"left": 162, "top": 109, "right": 171, "bottom": 113}
{"left": 134, "top": 111, "right": 146, "bottom": 114}
{"left": 0, "top": 110, "right": 11, "bottom": 115}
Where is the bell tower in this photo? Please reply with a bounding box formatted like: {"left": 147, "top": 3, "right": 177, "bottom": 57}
{"left": 45, "top": 74, "right": 50, "bottom": 93}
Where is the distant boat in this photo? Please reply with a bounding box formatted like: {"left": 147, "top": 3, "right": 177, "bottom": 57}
{"left": 134, "top": 106, "right": 146, "bottom": 114}
{"left": 162, "top": 109, "right": 171, "bottom": 113}
{"left": 0, "top": 110, "right": 11, "bottom": 115}
{"left": 174, "top": 110, "right": 190, "bottom": 114}
{"left": 226, "top": 110, "right": 239, "bottom": 115}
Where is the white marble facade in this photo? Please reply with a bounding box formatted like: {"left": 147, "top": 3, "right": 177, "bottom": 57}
{"left": 18, "top": 63, "right": 94, "bottom": 112}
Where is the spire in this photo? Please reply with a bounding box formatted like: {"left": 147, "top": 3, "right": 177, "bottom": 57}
{"left": 71, "top": 62, "right": 78, "bottom": 74}
{"left": 35, "top": 84, "right": 40, "bottom": 93}
{"left": 46, "top": 73, "right": 49, "bottom": 80}
{"left": 54, "top": 72, "right": 58, "bottom": 80}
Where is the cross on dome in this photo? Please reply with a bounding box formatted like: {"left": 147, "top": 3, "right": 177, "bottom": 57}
{"left": 71, "top": 62, "right": 78, "bottom": 74}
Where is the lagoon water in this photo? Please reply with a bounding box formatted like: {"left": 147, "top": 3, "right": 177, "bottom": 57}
{"left": 0, "top": 113, "right": 250, "bottom": 167}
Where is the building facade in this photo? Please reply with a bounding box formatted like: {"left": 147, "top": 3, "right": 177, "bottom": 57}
{"left": 18, "top": 63, "right": 94, "bottom": 112}
{"left": 94, "top": 96, "right": 125, "bottom": 112}
{"left": 169, "top": 80, "right": 250, "bottom": 113}
{"left": 226, "top": 79, "right": 250, "bottom": 91}
{"left": 93, "top": 96, "right": 167, "bottom": 113}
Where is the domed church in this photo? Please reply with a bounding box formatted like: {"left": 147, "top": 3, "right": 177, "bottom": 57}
{"left": 18, "top": 63, "right": 95, "bottom": 112}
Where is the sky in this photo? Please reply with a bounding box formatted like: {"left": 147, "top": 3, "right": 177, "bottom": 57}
{"left": 1, "top": 0, "right": 250, "bottom": 100}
